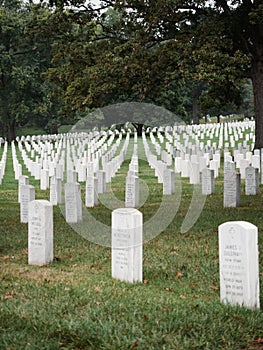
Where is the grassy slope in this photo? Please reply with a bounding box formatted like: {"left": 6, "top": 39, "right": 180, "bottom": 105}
{"left": 0, "top": 137, "right": 263, "bottom": 350}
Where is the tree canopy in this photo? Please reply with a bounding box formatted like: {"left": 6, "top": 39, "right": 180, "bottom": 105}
{"left": 0, "top": 0, "right": 262, "bottom": 144}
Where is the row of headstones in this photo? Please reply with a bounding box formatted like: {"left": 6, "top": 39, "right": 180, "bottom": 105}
{"left": 202, "top": 162, "right": 259, "bottom": 204}
{"left": 145, "top": 128, "right": 261, "bottom": 202}
{"left": 13, "top": 130, "right": 124, "bottom": 188}
{"left": 158, "top": 120, "right": 255, "bottom": 151}
{"left": 142, "top": 132, "right": 175, "bottom": 195}
{"left": 27, "top": 200, "right": 260, "bottom": 310}
{"left": 18, "top": 132, "right": 132, "bottom": 224}
{"left": 64, "top": 134, "right": 130, "bottom": 223}
{"left": 14, "top": 120, "right": 257, "bottom": 193}
{"left": 0, "top": 141, "right": 7, "bottom": 185}
{"left": 125, "top": 141, "right": 140, "bottom": 208}
{"left": 145, "top": 125, "right": 262, "bottom": 206}
{"left": 14, "top": 122, "right": 261, "bottom": 212}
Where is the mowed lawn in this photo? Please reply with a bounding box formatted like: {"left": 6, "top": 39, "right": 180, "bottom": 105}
{"left": 0, "top": 137, "right": 263, "bottom": 350}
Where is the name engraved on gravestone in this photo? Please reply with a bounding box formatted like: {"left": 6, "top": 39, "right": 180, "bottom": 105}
{"left": 113, "top": 228, "right": 130, "bottom": 270}
{"left": 125, "top": 176, "right": 139, "bottom": 208}
{"left": 219, "top": 221, "right": 259, "bottom": 309}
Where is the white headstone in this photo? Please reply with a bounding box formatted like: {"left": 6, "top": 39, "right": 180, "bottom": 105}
{"left": 85, "top": 176, "right": 98, "bottom": 207}
{"left": 245, "top": 166, "right": 259, "bottom": 195}
{"left": 20, "top": 185, "right": 35, "bottom": 223}
{"left": 189, "top": 162, "right": 200, "bottom": 185}
{"left": 18, "top": 175, "right": 29, "bottom": 203}
{"left": 40, "top": 169, "right": 49, "bottom": 190}
{"left": 50, "top": 177, "right": 62, "bottom": 205}
{"left": 28, "top": 200, "right": 53, "bottom": 265}
{"left": 163, "top": 169, "right": 175, "bottom": 194}
{"left": 65, "top": 182, "right": 82, "bottom": 223}
{"left": 112, "top": 208, "right": 143, "bottom": 283}
{"left": 125, "top": 175, "right": 139, "bottom": 208}
{"left": 96, "top": 170, "right": 106, "bottom": 193}
{"left": 219, "top": 221, "right": 259, "bottom": 309}
{"left": 67, "top": 169, "right": 77, "bottom": 183}
{"left": 202, "top": 168, "right": 214, "bottom": 195}
{"left": 224, "top": 172, "right": 240, "bottom": 207}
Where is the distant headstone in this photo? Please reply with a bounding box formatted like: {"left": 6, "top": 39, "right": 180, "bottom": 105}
{"left": 20, "top": 185, "right": 35, "bottom": 223}
{"left": 245, "top": 166, "right": 259, "bottom": 195}
{"left": 125, "top": 175, "right": 139, "bottom": 208}
{"left": 40, "top": 169, "right": 49, "bottom": 190}
{"left": 85, "top": 176, "right": 98, "bottom": 207}
{"left": 18, "top": 175, "right": 29, "bottom": 203}
{"left": 189, "top": 162, "right": 200, "bottom": 185}
{"left": 219, "top": 221, "right": 260, "bottom": 309}
{"left": 96, "top": 170, "right": 106, "bottom": 193}
{"left": 28, "top": 200, "right": 53, "bottom": 265}
{"left": 65, "top": 182, "right": 82, "bottom": 223}
{"left": 67, "top": 170, "right": 77, "bottom": 183}
{"left": 163, "top": 169, "right": 175, "bottom": 194}
{"left": 112, "top": 208, "right": 143, "bottom": 283}
{"left": 202, "top": 168, "right": 214, "bottom": 195}
{"left": 50, "top": 177, "right": 62, "bottom": 205}
{"left": 239, "top": 159, "right": 250, "bottom": 179}
{"left": 224, "top": 171, "right": 240, "bottom": 207}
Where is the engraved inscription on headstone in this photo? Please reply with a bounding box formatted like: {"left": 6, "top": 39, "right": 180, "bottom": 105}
{"left": 112, "top": 208, "right": 143, "bottom": 283}
{"left": 28, "top": 200, "right": 53, "bottom": 265}
{"left": 219, "top": 221, "right": 259, "bottom": 309}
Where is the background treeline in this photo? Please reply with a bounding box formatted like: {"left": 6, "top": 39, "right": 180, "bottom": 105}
{"left": 0, "top": 0, "right": 261, "bottom": 143}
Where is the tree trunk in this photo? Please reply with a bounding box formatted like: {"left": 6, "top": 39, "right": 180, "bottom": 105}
{"left": 192, "top": 96, "right": 199, "bottom": 125}
{"left": 7, "top": 121, "right": 16, "bottom": 143}
{"left": 252, "top": 59, "right": 263, "bottom": 150}
{"left": 132, "top": 123, "right": 143, "bottom": 136}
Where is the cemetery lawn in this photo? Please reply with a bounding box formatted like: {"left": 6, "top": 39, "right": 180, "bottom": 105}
{"left": 1, "top": 141, "right": 263, "bottom": 350}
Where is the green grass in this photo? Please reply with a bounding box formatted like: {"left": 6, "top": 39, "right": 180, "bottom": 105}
{"left": 0, "top": 137, "right": 263, "bottom": 350}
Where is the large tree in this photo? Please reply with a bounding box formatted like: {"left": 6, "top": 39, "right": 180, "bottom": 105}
{"left": 0, "top": 0, "right": 53, "bottom": 141}
{"left": 44, "top": 5, "right": 193, "bottom": 124}
{"left": 110, "top": 0, "right": 263, "bottom": 146}
{"left": 43, "top": 0, "right": 262, "bottom": 146}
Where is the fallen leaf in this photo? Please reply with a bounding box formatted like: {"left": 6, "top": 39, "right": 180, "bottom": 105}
{"left": 143, "top": 279, "right": 148, "bottom": 284}
{"left": 179, "top": 294, "right": 186, "bottom": 299}
{"left": 189, "top": 282, "right": 197, "bottom": 287}
{"left": 2, "top": 255, "right": 9, "bottom": 260}
{"left": 4, "top": 291, "right": 15, "bottom": 300}
{"left": 210, "top": 285, "right": 219, "bottom": 291}
{"left": 255, "top": 337, "right": 263, "bottom": 344}
{"left": 132, "top": 339, "right": 139, "bottom": 349}
{"left": 165, "top": 287, "right": 172, "bottom": 292}
{"left": 175, "top": 271, "right": 183, "bottom": 278}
